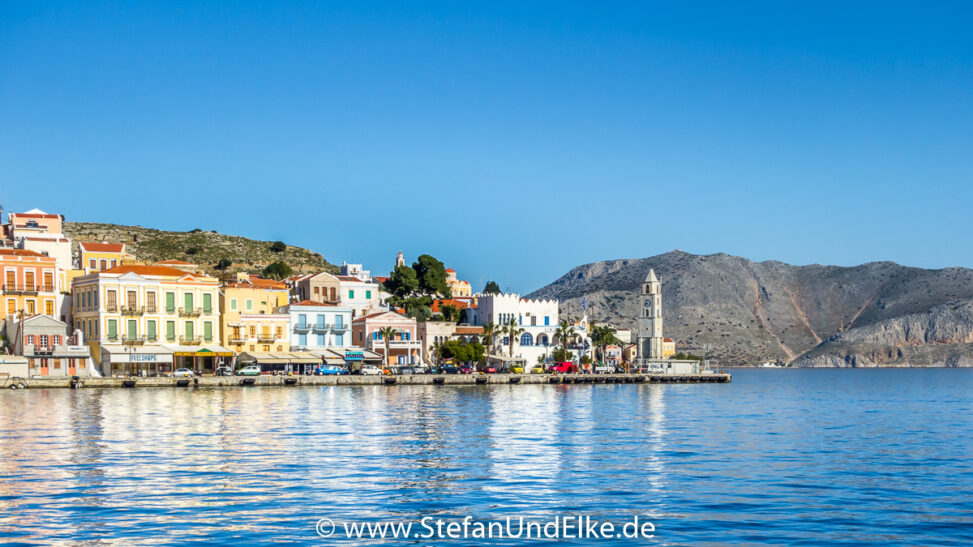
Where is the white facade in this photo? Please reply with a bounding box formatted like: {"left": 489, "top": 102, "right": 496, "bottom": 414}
{"left": 469, "top": 293, "right": 572, "bottom": 364}
{"left": 340, "top": 262, "right": 371, "bottom": 282}
{"left": 337, "top": 276, "right": 382, "bottom": 318}
{"left": 284, "top": 303, "right": 353, "bottom": 350}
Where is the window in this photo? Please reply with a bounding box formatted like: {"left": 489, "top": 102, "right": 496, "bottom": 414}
{"left": 245, "top": 299, "right": 253, "bottom": 311}
{"left": 89, "top": 259, "right": 96, "bottom": 269}
{"left": 166, "top": 292, "right": 176, "bottom": 313}
{"left": 110, "top": 259, "right": 117, "bottom": 268}
{"left": 365, "top": 290, "right": 371, "bottom": 299}
{"left": 44, "top": 300, "right": 54, "bottom": 316}
{"left": 99, "top": 259, "right": 106, "bottom": 271}
{"left": 335, "top": 333, "right": 343, "bottom": 346}
{"left": 25, "top": 271, "right": 34, "bottom": 291}
{"left": 298, "top": 314, "right": 307, "bottom": 328}
{"left": 184, "top": 321, "right": 194, "bottom": 340}
{"left": 26, "top": 300, "right": 35, "bottom": 315}
{"left": 43, "top": 272, "right": 53, "bottom": 291}
{"left": 275, "top": 326, "right": 282, "bottom": 338}
{"left": 166, "top": 321, "right": 176, "bottom": 341}
{"left": 203, "top": 294, "right": 212, "bottom": 313}
{"left": 127, "top": 320, "right": 137, "bottom": 340}
{"left": 520, "top": 332, "right": 533, "bottom": 346}
{"left": 299, "top": 333, "right": 307, "bottom": 346}
{"left": 317, "top": 334, "right": 325, "bottom": 345}
{"left": 250, "top": 326, "right": 256, "bottom": 337}
{"left": 106, "top": 290, "right": 117, "bottom": 311}
{"left": 335, "top": 315, "right": 344, "bottom": 329}
{"left": 184, "top": 293, "right": 194, "bottom": 313}
{"left": 107, "top": 319, "right": 118, "bottom": 340}
{"left": 313, "top": 287, "right": 320, "bottom": 296}
{"left": 39, "top": 335, "right": 48, "bottom": 348}
{"left": 544, "top": 316, "right": 550, "bottom": 326}
{"left": 6, "top": 299, "right": 14, "bottom": 314}
{"left": 53, "top": 335, "right": 61, "bottom": 345}
{"left": 203, "top": 322, "right": 213, "bottom": 342}
{"left": 147, "top": 320, "right": 157, "bottom": 341}
{"left": 230, "top": 298, "right": 237, "bottom": 311}
{"left": 27, "top": 335, "right": 35, "bottom": 345}
{"left": 146, "top": 292, "right": 156, "bottom": 312}
{"left": 127, "top": 291, "right": 137, "bottom": 310}
{"left": 348, "top": 290, "right": 354, "bottom": 299}
{"left": 316, "top": 314, "right": 325, "bottom": 328}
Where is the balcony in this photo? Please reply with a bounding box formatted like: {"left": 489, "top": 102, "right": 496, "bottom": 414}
{"left": 2, "top": 284, "right": 37, "bottom": 295}
{"left": 257, "top": 334, "right": 277, "bottom": 343}
{"left": 121, "top": 306, "right": 145, "bottom": 316}
{"left": 293, "top": 324, "right": 311, "bottom": 333}
{"left": 122, "top": 336, "right": 146, "bottom": 345}
{"left": 179, "top": 307, "right": 202, "bottom": 317}
{"left": 332, "top": 323, "right": 349, "bottom": 332}
{"left": 145, "top": 305, "right": 158, "bottom": 314}
{"left": 311, "top": 323, "right": 329, "bottom": 333}
{"left": 229, "top": 336, "right": 246, "bottom": 344}
{"left": 179, "top": 336, "right": 202, "bottom": 345}
{"left": 105, "top": 305, "right": 119, "bottom": 313}
{"left": 146, "top": 335, "right": 158, "bottom": 343}
{"left": 105, "top": 335, "right": 120, "bottom": 343}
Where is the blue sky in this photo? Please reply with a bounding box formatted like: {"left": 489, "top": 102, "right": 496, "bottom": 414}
{"left": 2, "top": 2, "right": 972, "bottom": 292}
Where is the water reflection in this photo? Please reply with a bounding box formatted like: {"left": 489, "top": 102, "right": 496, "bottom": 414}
{"left": 0, "top": 370, "right": 972, "bottom": 545}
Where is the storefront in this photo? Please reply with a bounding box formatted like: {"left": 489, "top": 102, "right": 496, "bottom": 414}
{"left": 237, "top": 352, "right": 321, "bottom": 375}
{"left": 99, "top": 345, "right": 174, "bottom": 377}
{"left": 164, "top": 345, "right": 234, "bottom": 374}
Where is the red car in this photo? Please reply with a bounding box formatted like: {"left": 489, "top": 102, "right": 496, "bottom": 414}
{"left": 459, "top": 365, "right": 474, "bottom": 374}
{"left": 480, "top": 365, "right": 499, "bottom": 374}
{"left": 549, "top": 362, "right": 578, "bottom": 373}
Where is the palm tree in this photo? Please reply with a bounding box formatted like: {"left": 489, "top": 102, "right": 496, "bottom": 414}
{"left": 502, "top": 317, "right": 525, "bottom": 359}
{"left": 590, "top": 324, "right": 621, "bottom": 368}
{"left": 480, "top": 321, "right": 499, "bottom": 355}
{"left": 377, "top": 326, "right": 398, "bottom": 367}
{"left": 554, "top": 319, "right": 574, "bottom": 352}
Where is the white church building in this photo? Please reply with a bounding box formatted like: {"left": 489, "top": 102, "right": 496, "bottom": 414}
{"left": 467, "top": 293, "right": 588, "bottom": 365}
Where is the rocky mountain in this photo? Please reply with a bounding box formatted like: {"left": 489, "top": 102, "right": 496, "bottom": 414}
{"left": 526, "top": 251, "right": 973, "bottom": 367}
{"left": 63, "top": 222, "right": 339, "bottom": 277}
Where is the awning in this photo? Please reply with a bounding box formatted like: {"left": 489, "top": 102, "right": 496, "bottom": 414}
{"left": 308, "top": 350, "right": 346, "bottom": 365}
{"left": 162, "top": 344, "right": 234, "bottom": 357}
{"left": 286, "top": 352, "right": 323, "bottom": 364}
{"left": 238, "top": 352, "right": 320, "bottom": 364}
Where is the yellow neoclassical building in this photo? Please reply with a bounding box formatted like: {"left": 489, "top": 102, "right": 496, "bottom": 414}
{"left": 71, "top": 264, "right": 230, "bottom": 375}
{"left": 78, "top": 242, "right": 136, "bottom": 274}
{"left": 219, "top": 274, "right": 290, "bottom": 354}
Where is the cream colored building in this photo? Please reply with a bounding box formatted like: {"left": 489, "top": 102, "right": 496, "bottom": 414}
{"left": 71, "top": 264, "right": 229, "bottom": 375}
{"left": 445, "top": 268, "right": 472, "bottom": 297}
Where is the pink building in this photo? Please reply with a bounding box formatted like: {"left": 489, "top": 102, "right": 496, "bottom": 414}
{"left": 351, "top": 310, "right": 421, "bottom": 366}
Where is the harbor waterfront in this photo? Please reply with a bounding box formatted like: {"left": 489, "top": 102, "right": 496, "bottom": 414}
{"left": 6, "top": 371, "right": 731, "bottom": 389}
{"left": 0, "top": 369, "right": 970, "bottom": 545}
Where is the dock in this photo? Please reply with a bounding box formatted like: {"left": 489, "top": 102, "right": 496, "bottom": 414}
{"left": 9, "top": 372, "right": 731, "bottom": 389}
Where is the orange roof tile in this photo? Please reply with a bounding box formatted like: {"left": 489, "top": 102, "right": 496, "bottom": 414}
{"left": 336, "top": 275, "right": 362, "bottom": 282}
{"left": 430, "top": 299, "right": 470, "bottom": 313}
{"left": 290, "top": 300, "right": 336, "bottom": 307}
{"left": 454, "top": 326, "right": 483, "bottom": 335}
{"left": 0, "top": 249, "right": 46, "bottom": 257}
{"left": 79, "top": 242, "right": 125, "bottom": 252}
{"left": 445, "top": 268, "right": 455, "bottom": 273}
{"left": 101, "top": 264, "right": 193, "bottom": 277}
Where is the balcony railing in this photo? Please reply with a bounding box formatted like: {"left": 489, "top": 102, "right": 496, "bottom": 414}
{"left": 332, "top": 323, "right": 349, "bottom": 331}
{"left": 105, "top": 305, "right": 118, "bottom": 312}
{"left": 229, "top": 336, "right": 246, "bottom": 344}
{"left": 145, "top": 305, "right": 158, "bottom": 313}
{"left": 257, "top": 334, "right": 276, "bottom": 342}
{"left": 1, "top": 284, "right": 53, "bottom": 295}
{"left": 179, "top": 307, "right": 202, "bottom": 317}
{"left": 105, "top": 335, "right": 120, "bottom": 342}
{"left": 146, "top": 335, "right": 158, "bottom": 343}
{"left": 179, "top": 336, "right": 202, "bottom": 345}
{"left": 311, "top": 323, "right": 329, "bottom": 333}
{"left": 293, "top": 324, "right": 311, "bottom": 333}
{"left": 123, "top": 336, "right": 146, "bottom": 345}
{"left": 121, "top": 306, "right": 144, "bottom": 316}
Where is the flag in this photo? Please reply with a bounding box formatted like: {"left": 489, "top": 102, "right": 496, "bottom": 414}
{"left": 582, "top": 295, "right": 587, "bottom": 312}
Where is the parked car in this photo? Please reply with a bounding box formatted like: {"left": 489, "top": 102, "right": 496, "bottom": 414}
{"left": 315, "top": 365, "right": 348, "bottom": 376}
{"left": 360, "top": 365, "right": 382, "bottom": 375}
{"left": 441, "top": 364, "right": 460, "bottom": 374}
{"left": 412, "top": 365, "right": 430, "bottom": 374}
{"left": 397, "top": 366, "right": 415, "bottom": 375}
{"left": 459, "top": 365, "right": 474, "bottom": 374}
{"left": 508, "top": 365, "right": 524, "bottom": 374}
{"left": 530, "top": 365, "right": 546, "bottom": 374}
{"left": 550, "top": 362, "right": 577, "bottom": 373}
{"left": 215, "top": 366, "right": 233, "bottom": 376}
{"left": 236, "top": 365, "right": 261, "bottom": 376}
{"left": 172, "top": 368, "right": 194, "bottom": 377}
{"left": 480, "top": 365, "right": 499, "bottom": 374}
{"left": 595, "top": 364, "right": 616, "bottom": 374}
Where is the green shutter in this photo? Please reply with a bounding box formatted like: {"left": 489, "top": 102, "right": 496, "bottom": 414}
{"left": 166, "top": 321, "right": 175, "bottom": 341}
{"left": 185, "top": 321, "right": 194, "bottom": 340}
{"left": 366, "top": 290, "right": 371, "bottom": 299}
{"left": 203, "top": 293, "right": 212, "bottom": 313}
{"left": 127, "top": 320, "right": 137, "bottom": 340}
{"left": 107, "top": 320, "right": 117, "bottom": 339}
{"left": 166, "top": 292, "right": 175, "bottom": 312}
{"left": 204, "top": 322, "right": 213, "bottom": 341}
{"left": 348, "top": 290, "right": 354, "bottom": 299}
{"left": 147, "top": 320, "right": 157, "bottom": 340}
{"left": 184, "top": 293, "right": 193, "bottom": 313}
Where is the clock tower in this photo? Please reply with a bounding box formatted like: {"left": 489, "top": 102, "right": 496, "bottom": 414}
{"left": 637, "top": 269, "right": 664, "bottom": 361}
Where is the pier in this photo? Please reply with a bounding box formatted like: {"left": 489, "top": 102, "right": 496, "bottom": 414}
{"left": 10, "top": 372, "right": 731, "bottom": 389}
